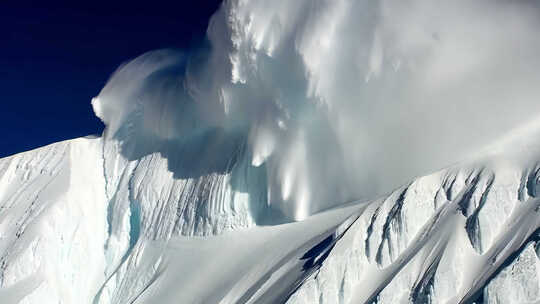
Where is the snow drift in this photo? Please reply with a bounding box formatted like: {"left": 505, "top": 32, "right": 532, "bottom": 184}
{"left": 2, "top": 0, "right": 540, "bottom": 303}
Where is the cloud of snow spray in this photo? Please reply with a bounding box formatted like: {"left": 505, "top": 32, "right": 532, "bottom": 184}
{"left": 92, "top": 0, "right": 540, "bottom": 221}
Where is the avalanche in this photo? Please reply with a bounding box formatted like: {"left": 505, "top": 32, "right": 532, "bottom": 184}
{"left": 2, "top": 0, "right": 540, "bottom": 303}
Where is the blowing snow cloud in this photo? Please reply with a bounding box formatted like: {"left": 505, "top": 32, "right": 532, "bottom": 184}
{"left": 92, "top": 0, "right": 540, "bottom": 220}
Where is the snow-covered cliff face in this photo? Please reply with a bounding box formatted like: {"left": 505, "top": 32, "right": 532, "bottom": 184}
{"left": 3, "top": 0, "right": 540, "bottom": 303}
{"left": 286, "top": 121, "right": 540, "bottom": 304}
{"left": 288, "top": 145, "right": 540, "bottom": 304}
{"left": 1, "top": 121, "right": 540, "bottom": 304}
{"left": 0, "top": 138, "right": 108, "bottom": 303}
{"left": 0, "top": 135, "right": 263, "bottom": 303}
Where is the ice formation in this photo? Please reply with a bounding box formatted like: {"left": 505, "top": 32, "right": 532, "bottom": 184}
{"left": 2, "top": 0, "right": 540, "bottom": 303}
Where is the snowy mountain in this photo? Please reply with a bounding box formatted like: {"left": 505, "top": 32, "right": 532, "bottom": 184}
{"left": 3, "top": 0, "right": 540, "bottom": 303}
{"left": 1, "top": 119, "right": 540, "bottom": 303}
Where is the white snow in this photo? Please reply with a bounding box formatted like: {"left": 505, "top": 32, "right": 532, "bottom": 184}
{"left": 3, "top": 0, "right": 540, "bottom": 303}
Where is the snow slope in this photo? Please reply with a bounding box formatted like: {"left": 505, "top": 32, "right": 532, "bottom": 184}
{"left": 288, "top": 132, "right": 540, "bottom": 304}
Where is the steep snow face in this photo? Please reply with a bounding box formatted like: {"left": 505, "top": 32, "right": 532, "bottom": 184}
{"left": 287, "top": 131, "right": 540, "bottom": 304}
{"left": 0, "top": 138, "right": 108, "bottom": 303}
{"left": 484, "top": 241, "right": 540, "bottom": 303}
{"left": 0, "top": 134, "right": 360, "bottom": 303}
{"left": 1, "top": 125, "right": 540, "bottom": 303}
{"left": 0, "top": 136, "right": 267, "bottom": 303}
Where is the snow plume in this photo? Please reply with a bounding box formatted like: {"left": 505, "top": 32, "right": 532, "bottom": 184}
{"left": 92, "top": 0, "right": 540, "bottom": 220}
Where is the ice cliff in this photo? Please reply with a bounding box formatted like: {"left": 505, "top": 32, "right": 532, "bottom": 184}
{"left": 2, "top": 0, "right": 540, "bottom": 303}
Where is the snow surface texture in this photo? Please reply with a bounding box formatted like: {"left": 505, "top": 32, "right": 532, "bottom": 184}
{"left": 3, "top": 0, "right": 540, "bottom": 303}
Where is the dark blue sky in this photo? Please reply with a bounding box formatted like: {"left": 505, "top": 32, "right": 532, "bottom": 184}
{"left": 0, "top": 1, "right": 222, "bottom": 157}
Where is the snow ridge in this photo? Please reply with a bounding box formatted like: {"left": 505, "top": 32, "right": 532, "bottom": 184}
{"left": 288, "top": 153, "right": 540, "bottom": 304}
{"left": 1, "top": 123, "right": 540, "bottom": 303}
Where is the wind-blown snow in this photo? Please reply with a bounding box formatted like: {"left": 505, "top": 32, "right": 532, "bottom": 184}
{"left": 94, "top": 0, "right": 540, "bottom": 219}
{"left": 2, "top": 0, "right": 540, "bottom": 303}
